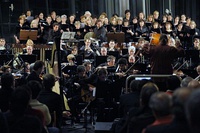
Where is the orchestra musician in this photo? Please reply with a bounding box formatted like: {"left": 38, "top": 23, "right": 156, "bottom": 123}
{"left": 108, "top": 40, "right": 118, "bottom": 51}
{"left": 26, "top": 60, "right": 45, "bottom": 84}
{"left": 100, "top": 46, "right": 108, "bottom": 56}
{"left": 0, "top": 38, "right": 6, "bottom": 50}
{"left": 80, "top": 39, "right": 96, "bottom": 59}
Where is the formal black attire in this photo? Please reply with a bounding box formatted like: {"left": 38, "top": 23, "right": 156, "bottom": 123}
{"left": 83, "top": 74, "right": 117, "bottom": 121}
{"left": 26, "top": 71, "right": 42, "bottom": 84}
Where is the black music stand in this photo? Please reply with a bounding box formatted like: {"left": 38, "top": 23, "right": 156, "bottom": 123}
{"left": 0, "top": 54, "right": 14, "bottom": 66}
{"left": 19, "top": 30, "right": 38, "bottom": 41}
{"left": 62, "top": 65, "right": 77, "bottom": 77}
{"left": 107, "top": 32, "right": 125, "bottom": 44}
{"left": 95, "top": 56, "right": 108, "bottom": 67}
{"left": 185, "top": 50, "right": 199, "bottom": 68}
{"left": 108, "top": 51, "right": 120, "bottom": 59}
{"left": 0, "top": 50, "right": 11, "bottom": 55}
{"left": 76, "top": 55, "right": 83, "bottom": 65}
{"left": 19, "top": 54, "right": 37, "bottom": 64}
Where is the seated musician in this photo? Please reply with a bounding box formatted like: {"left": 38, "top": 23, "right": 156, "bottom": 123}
{"left": 23, "top": 39, "right": 34, "bottom": 53}
{"left": 100, "top": 46, "right": 108, "bottom": 56}
{"left": 26, "top": 60, "right": 45, "bottom": 84}
{"left": 83, "top": 67, "right": 117, "bottom": 121}
{"left": 108, "top": 40, "right": 117, "bottom": 51}
{"left": 98, "top": 55, "right": 116, "bottom": 68}
{"left": 1, "top": 65, "right": 12, "bottom": 74}
{"left": 65, "top": 65, "right": 88, "bottom": 122}
{"left": 123, "top": 46, "right": 136, "bottom": 59}
{"left": 62, "top": 54, "right": 77, "bottom": 78}
{"left": 80, "top": 39, "right": 96, "bottom": 60}
{"left": 0, "top": 38, "right": 6, "bottom": 50}
{"left": 83, "top": 60, "right": 94, "bottom": 77}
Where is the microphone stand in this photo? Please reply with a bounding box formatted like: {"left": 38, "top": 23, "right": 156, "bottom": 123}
{"left": 81, "top": 101, "right": 91, "bottom": 133}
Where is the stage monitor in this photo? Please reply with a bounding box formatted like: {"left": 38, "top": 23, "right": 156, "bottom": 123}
{"left": 19, "top": 30, "right": 38, "bottom": 41}
{"left": 107, "top": 32, "right": 125, "bottom": 44}
{"left": 61, "top": 32, "right": 76, "bottom": 40}
{"left": 0, "top": 54, "right": 14, "bottom": 66}
{"left": 19, "top": 54, "right": 37, "bottom": 64}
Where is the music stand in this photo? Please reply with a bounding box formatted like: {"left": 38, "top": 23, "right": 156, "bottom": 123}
{"left": 61, "top": 32, "right": 76, "bottom": 40}
{"left": 76, "top": 55, "right": 83, "bottom": 65}
{"left": 0, "top": 54, "right": 14, "bottom": 66}
{"left": 95, "top": 56, "right": 108, "bottom": 67}
{"left": 19, "top": 54, "right": 37, "bottom": 64}
{"left": 108, "top": 51, "right": 120, "bottom": 59}
{"left": 62, "top": 65, "right": 77, "bottom": 77}
{"left": 0, "top": 50, "right": 11, "bottom": 55}
{"left": 19, "top": 30, "right": 38, "bottom": 41}
{"left": 107, "top": 32, "right": 125, "bottom": 44}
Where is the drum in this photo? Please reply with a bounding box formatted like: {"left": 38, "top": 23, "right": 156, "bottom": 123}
{"left": 150, "top": 33, "right": 161, "bottom": 45}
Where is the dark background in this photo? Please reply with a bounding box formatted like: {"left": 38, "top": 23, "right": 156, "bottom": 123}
{"left": 0, "top": 0, "right": 199, "bottom": 43}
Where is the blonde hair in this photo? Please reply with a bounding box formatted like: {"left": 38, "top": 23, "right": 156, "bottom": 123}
{"left": 26, "top": 39, "right": 34, "bottom": 47}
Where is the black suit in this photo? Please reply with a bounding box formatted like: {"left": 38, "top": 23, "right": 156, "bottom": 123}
{"left": 26, "top": 71, "right": 42, "bottom": 84}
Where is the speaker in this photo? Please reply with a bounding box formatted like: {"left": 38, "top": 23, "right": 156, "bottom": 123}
{"left": 95, "top": 122, "right": 112, "bottom": 133}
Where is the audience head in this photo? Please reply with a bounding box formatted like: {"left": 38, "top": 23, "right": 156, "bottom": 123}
{"left": 188, "top": 80, "right": 200, "bottom": 89}
{"left": 180, "top": 76, "right": 193, "bottom": 87}
{"left": 140, "top": 82, "right": 159, "bottom": 106}
{"left": 27, "top": 80, "right": 43, "bottom": 99}
{"left": 1, "top": 73, "right": 14, "bottom": 88}
{"left": 186, "top": 89, "right": 200, "bottom": 133}
{"left": 166, "top": 75, "right": 181, "bottom": 91}
{"left": 42, "top": 74, "right": 55, "bottom": 90}
{"left": 10, "top": 86, "right": 30, "bottom": 115}
{"left": 129, "top": 80, "right": 140, "bottom": 92}
{"left": 33, "top": 60, "right": 45, "bottom": 74}
{"left": 77, "top": 65, "right": 86, "bottom": 77}
{"left": 149, "top": 92, "right": 172, "bottom": 118}
{"left": 172, "top": 87, "right": 193, "bottom": 121}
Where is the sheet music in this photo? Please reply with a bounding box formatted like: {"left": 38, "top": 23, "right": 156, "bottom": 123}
{"left": 92, "top": 87, "right": 96, "bottom": 97}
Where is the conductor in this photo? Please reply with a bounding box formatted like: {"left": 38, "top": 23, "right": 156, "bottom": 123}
{"left": 142, "top": 34, "right": 185, "bottom": 74}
